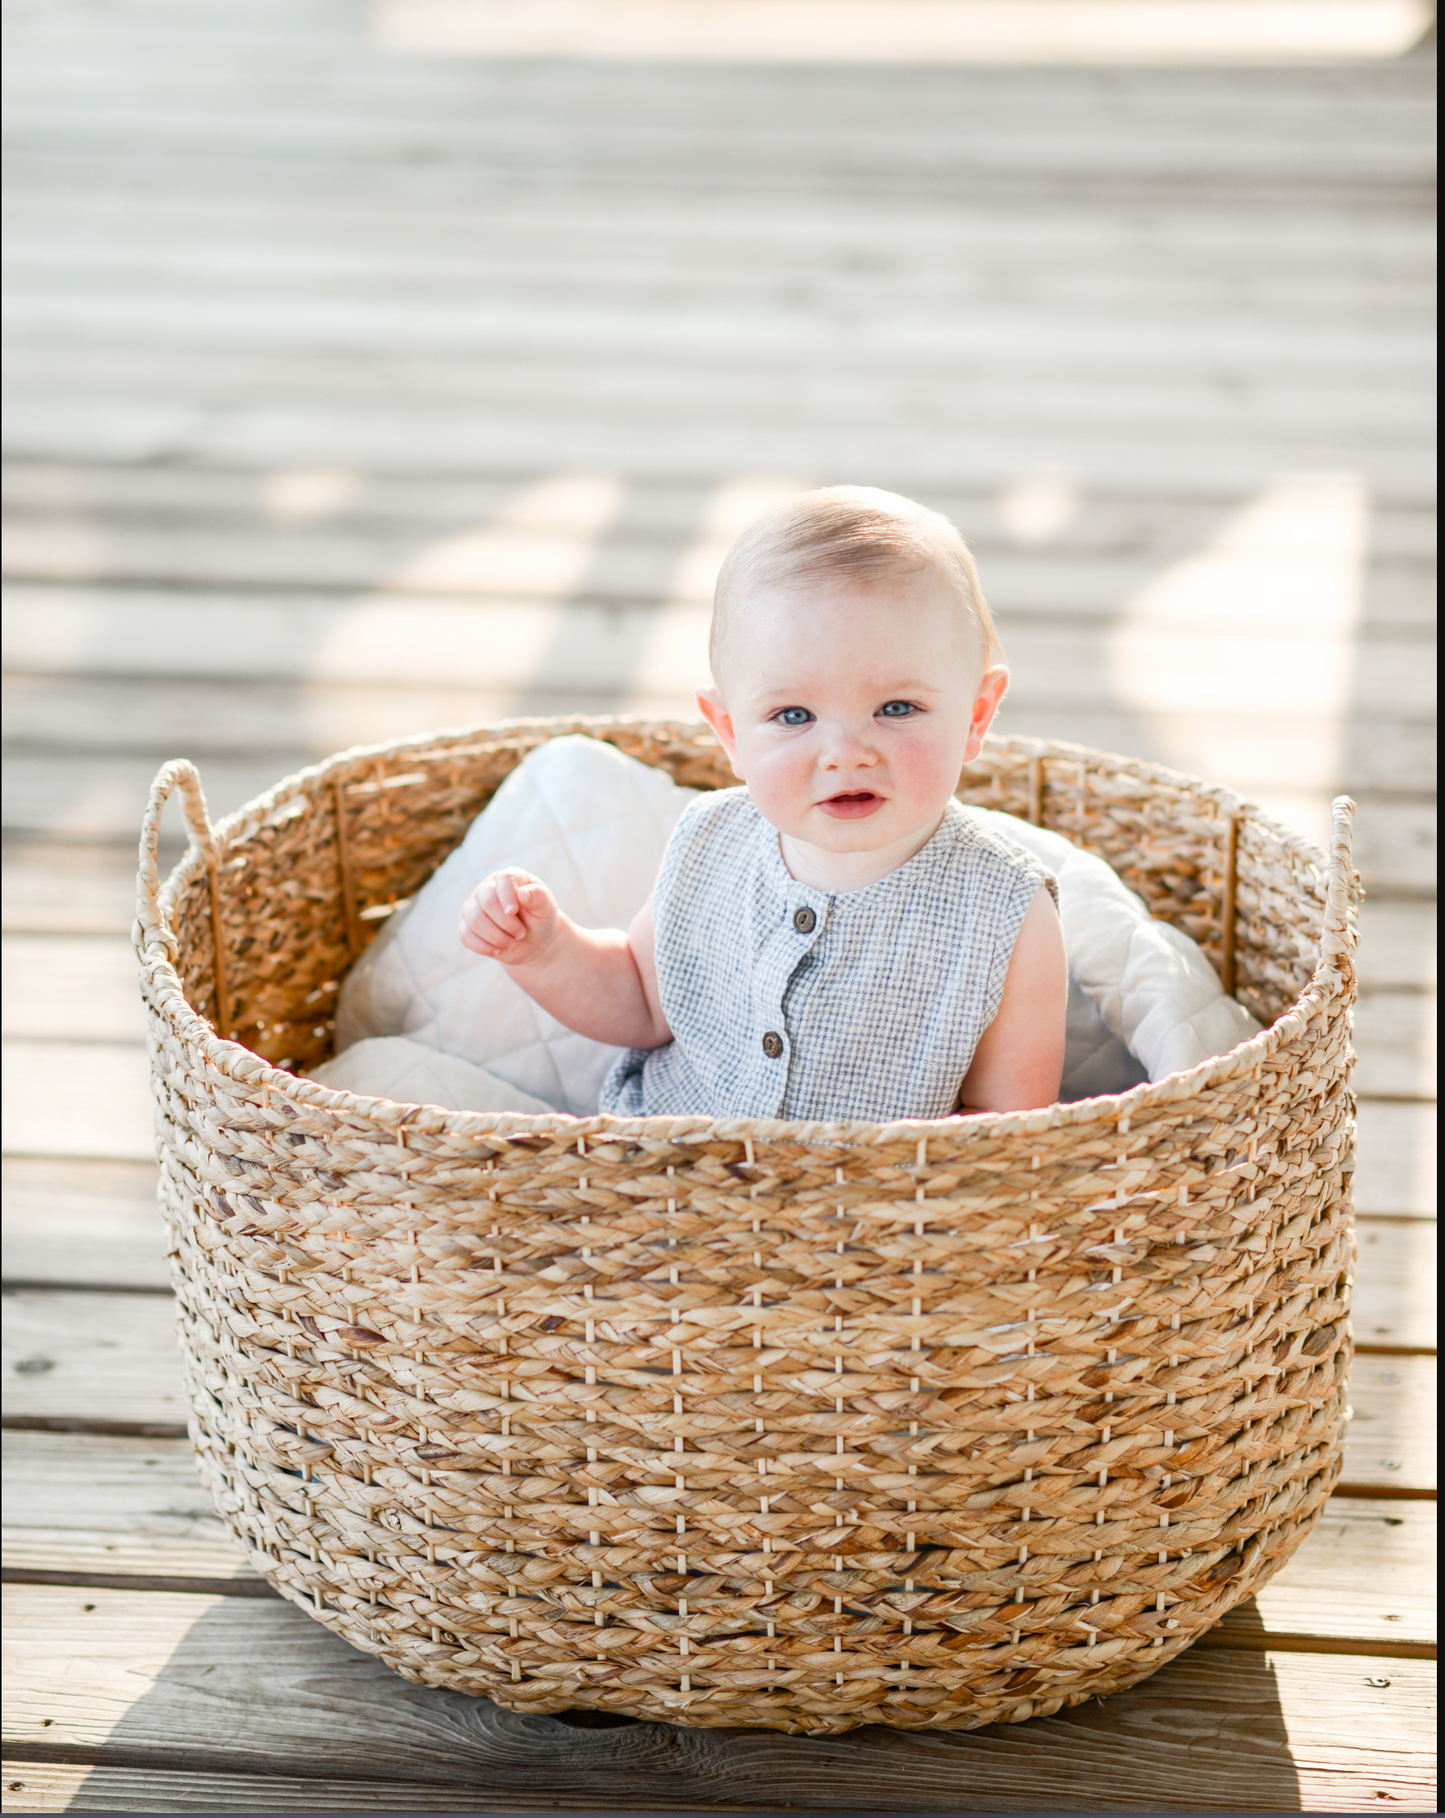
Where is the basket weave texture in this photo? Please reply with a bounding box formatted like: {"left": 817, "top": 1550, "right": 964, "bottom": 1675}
{"left": 136, "top": 720, "right": 1359, "bottom": 1735}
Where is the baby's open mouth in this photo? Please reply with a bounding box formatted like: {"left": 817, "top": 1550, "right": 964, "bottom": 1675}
{"left": 818, "top": 791, "right": 884, "bottom": 819}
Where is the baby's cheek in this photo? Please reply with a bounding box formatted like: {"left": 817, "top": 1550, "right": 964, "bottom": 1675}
{"left": 745, "top": 749, "right": 809, "bottom": 818}
{"left": 893, "top": 736, "right": 961, "bottom": 805}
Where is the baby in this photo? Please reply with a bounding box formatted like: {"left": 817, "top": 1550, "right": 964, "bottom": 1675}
{"left": 459, "top": 488, "right": 1067, "bottom": 1120}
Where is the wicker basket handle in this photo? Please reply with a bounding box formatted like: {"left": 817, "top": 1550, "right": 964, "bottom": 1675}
{"left": 136, "top": 760, "right": 232, "bottom": 1039}
{"left": 1320, "top": 794, "right": 1359, "bottom": 983}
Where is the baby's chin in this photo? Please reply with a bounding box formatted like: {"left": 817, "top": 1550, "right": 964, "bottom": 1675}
{"left": 798, "top": 804, "right": 914, "bottom": 848}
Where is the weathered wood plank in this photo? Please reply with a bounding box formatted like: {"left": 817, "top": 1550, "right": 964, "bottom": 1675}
{"left": 5, "top": 146, "right": 1429, "bottom": 242}
{"left": 8, "top": 283, "right": 1431, "bottom": 394}
{"left": 1354, "top": 1100, "right": 1437, "bottom": 1218}
{"left": 1, "top": 1432, "right": 252, "bottom": 1585}
{"left": 1353, "top": 1220, "right": 1437, "bottom": 1353}
{"left": 1, "top": 844, "right": 147, "bottom": 938}
{"left": 10, "top": 70, "right": 1432, "bottom": 154}
{"left": 3, "top": 463, "right": 1434, "bottom": 564}
{"left": 0, "top": 219, "right": 1433, "bottom": 338}
{"left": 1352, "top": 992, "right": 1437, "bottom": 1103}
{"left": 1, "top": 1159, "right": 166, "bottom": 1291}
{"left": 3, "top": 151, "right": 1433, "bottom": 247}
{"left": 7, "top": 391, "right": 1432, "bottom": 495}
{"left": 0, "top": 374, "right": 1432, "bottom": 490}
{"left": 0, "top": 520, "right": 1436, "bottom": 626}
{"left": 1, "top": 749, "right": 304, "bottom": 847}
{"left": 2, "top": 1291, "right": 1434, "bottom": 1493}
{"left": 1, "top": 936, "right": 145, "bottom": 1044}
{"left": 31, "top": 160, "right": 1428, "bottom": 266}
{"left": 1, "top": 675, "right": 629, "bottom": 765}
{"left": 1356, "top": 901, "right": 1438, "bottom": 991}
{"left": 1340, "top": 1355, "right": 1436, "bottom": 1497}
{"left": 1201, "top": 1497, "right": 1434, "bottom": 1656}
{"left": 1, "top": 1585, "right": 1436, "bottom": 1812}
{"left": 3, "top": 312, "right": 1435, "bottom": 492}
{"left": 1, "top": 1290, "right": 186, "bottom": 1434}
{"left": 4, "top": 1427, "right": 1431, "bottom": 1656}
{"left": 0, "top": 1042, "right": 152, "bottom": 1164}
{"left": 1, "top": 459, "right": 1437, "bottom": 559}
{"left": 1349, "top": 805, "right": 1437, "bottom": 902}
{"left": 1, "top": 1762, "right": 611, "bottom": 1814}
{"left": 3, "top": 145, "right": 1437, "bottom": 225}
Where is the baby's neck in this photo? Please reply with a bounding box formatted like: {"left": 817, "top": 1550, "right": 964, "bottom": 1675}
{"left": 778, "top": 812, "right": 947, "bottom": 894}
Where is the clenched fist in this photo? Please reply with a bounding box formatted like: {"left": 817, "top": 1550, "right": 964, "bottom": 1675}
{"left": 459, "top": 868, "right": 561, "bottom": 964}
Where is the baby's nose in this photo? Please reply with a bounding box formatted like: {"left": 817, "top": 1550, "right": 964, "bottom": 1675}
{"left": 820, "top": 722, "right": 880, "bottom": 765}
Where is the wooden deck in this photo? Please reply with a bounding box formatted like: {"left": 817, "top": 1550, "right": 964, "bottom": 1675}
{"left": 2, "top": 2, "right": 1435, "bottom": 1810}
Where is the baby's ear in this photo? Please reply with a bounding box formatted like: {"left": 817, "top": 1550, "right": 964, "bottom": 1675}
{"left": 964, "top": 665, "right": 1009, "bottom": 761}
{"left": 695, "top": 687, "right": 743, "bottom": 776}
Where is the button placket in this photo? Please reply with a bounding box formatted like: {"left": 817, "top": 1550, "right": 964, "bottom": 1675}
{"left": 752, "top": 887, "right": 824, "bottom": 1103}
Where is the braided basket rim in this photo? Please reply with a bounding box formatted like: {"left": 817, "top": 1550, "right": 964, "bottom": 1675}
{"left": 135, "top": 718, "right": 1358, "bottom": 1147}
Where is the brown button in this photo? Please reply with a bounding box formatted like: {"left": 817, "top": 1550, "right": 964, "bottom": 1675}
{"left": 793, "top": 906, "right": 817, "bottom": 934}
{"left": 761, "top": 1031, "right": 784, "bottom": 1059}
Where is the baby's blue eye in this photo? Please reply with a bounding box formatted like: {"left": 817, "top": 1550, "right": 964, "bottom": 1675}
{"left": 878, "top": 700, "right": 919, "bottom": 718}
{"left": 775, "top": 707, "right": 814, "bottom": 727}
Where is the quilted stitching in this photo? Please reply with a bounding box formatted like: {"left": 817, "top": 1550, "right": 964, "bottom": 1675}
{"left": 333, "top": 736, "right": 699, "bottom": 1114}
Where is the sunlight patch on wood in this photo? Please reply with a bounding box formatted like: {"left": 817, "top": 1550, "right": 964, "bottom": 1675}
{"left": 261, "top": 468, "right": 363, "bottom": 527}
{"left": 1107, "top": 473, "right": 1370, "bottom": 848}
{"left": 374, "top": 1, "right": 1435, "bottom": 65}
{"left": 995, "top": 474, "right": 1081, "bottom": 545}
{"left": 385, "top": 472, "right": 624, "bottom": 596}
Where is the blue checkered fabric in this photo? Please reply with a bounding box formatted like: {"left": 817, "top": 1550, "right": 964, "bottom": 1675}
{"left": 600, "top": 789, "right": 1052, "bottom": 1123}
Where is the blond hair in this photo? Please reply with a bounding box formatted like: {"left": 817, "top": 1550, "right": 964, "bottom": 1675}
{"left": 709, "top": 486, "right": 1003, "bottom": 677}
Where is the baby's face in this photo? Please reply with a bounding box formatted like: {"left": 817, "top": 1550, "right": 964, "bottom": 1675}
{"left": 698, "top": 571, "right": 1005, "bottom": 870}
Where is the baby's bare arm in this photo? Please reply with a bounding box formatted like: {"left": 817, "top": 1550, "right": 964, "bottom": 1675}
{"left": 459, "top": 870, "right": 671, "bottom": 1050}
{"left": 958, "top": 885, "right": 1067, "bottom": 1113}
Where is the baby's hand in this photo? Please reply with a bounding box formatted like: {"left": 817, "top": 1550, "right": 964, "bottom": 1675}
{"left": 459, "top": 868, "right": 560, "bottom": 964}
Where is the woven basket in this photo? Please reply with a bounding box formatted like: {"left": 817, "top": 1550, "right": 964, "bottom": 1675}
{"left": 136, "top": 719, "right": 1358, "bottom": 1736}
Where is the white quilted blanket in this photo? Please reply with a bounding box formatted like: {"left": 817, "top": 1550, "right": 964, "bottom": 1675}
{"left": 312, "top": 736, "right": 1260, "bottom": 1115}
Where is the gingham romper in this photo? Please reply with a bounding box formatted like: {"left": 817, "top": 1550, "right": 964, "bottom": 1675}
{"left": 600, "top": 788, "right": 1054, "bottom": 1123}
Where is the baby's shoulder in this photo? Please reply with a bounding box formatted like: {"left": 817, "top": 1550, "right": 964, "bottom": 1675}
{"left": 668, "top": 784, "right": 758, "bottom": 844}
{"left": 657, "top": 785, "right": 761, "bottom": 881}
{"left": 944, "top": 801, "right": 1053, "bottom": 887}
